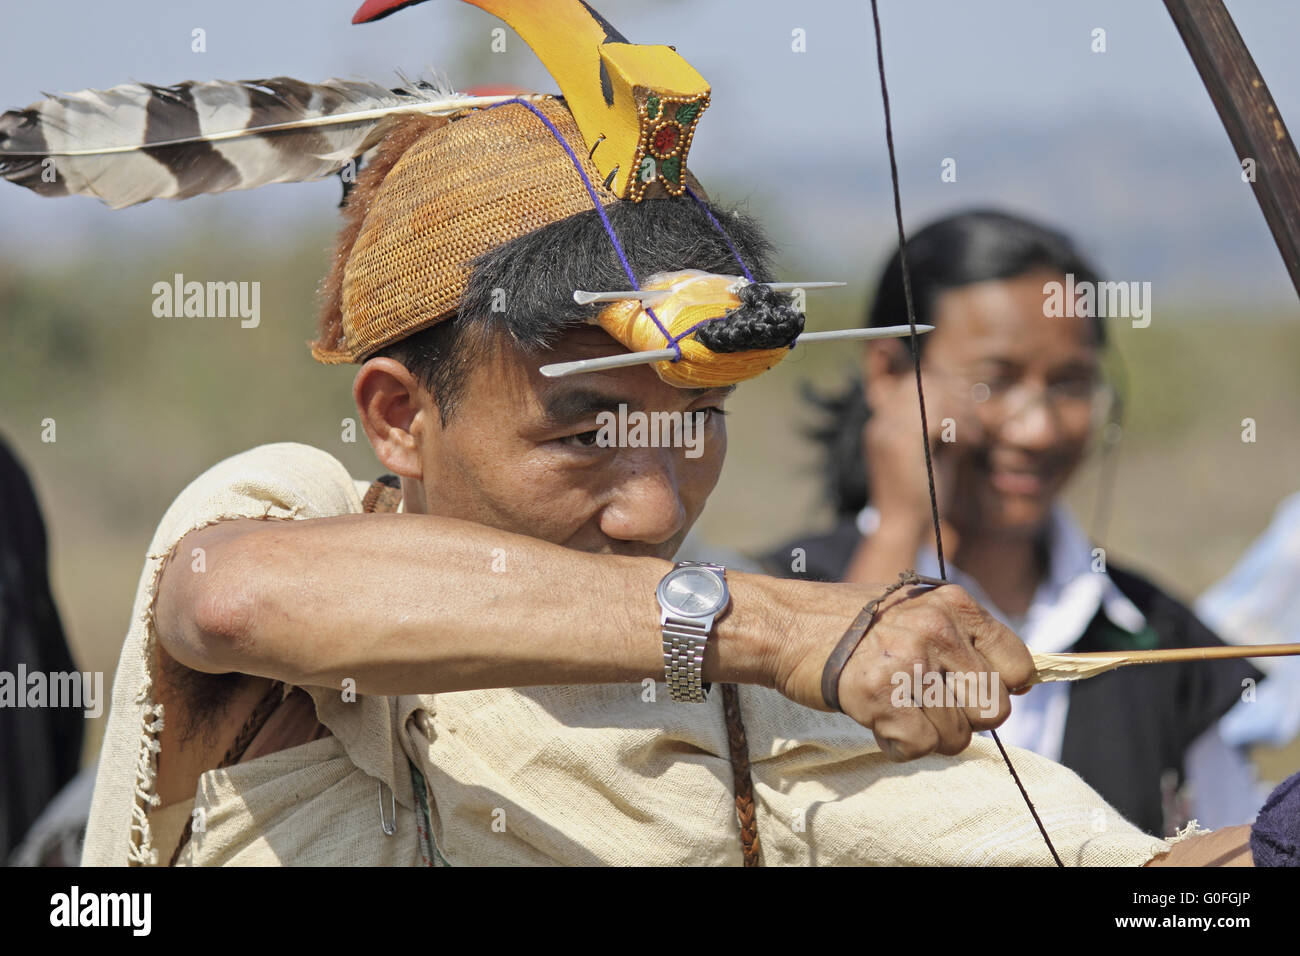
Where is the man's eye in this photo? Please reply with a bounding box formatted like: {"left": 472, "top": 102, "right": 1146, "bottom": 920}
{"left": 561, "top": 429, "right": 603, "bottom": 449}
{"left": 1053, "top": 377, "right": 1098, "bottom": 399}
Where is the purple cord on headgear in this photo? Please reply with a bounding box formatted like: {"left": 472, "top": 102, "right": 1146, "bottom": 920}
{"left": 685, "top": 184, "right": 756, "bottom": 283}
{"left": 489, "top": 98, "right": 763, "bottom": 360}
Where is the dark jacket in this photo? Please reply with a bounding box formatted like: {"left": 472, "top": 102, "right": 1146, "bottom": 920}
{"left": 759, "top": 519, "right": 1262, "bottom": 837}
{"left": 0, "top": 437, "right": 83, "bottom": 858}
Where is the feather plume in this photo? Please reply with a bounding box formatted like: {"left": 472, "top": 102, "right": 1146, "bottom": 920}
{"left": 0, "top": 75, "right": 541, "bottom": 208}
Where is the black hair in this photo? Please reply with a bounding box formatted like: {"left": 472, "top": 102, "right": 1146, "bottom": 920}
{"left": 806, "top": 208, "right": 1106, "bottom": 518}
{"left": 377, "top": 196, "right": 803, "bottom": 423}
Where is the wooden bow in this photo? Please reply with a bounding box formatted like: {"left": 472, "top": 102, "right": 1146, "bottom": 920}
{"left": 1164, "top": 0, "right": 1300, "bottom": 298}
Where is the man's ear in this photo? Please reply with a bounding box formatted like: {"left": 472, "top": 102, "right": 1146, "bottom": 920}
{"left": 353, "top": 357, "right": 434, "bottom": 480}
{"left": 861, "top": 340, "right": 907, "bottom": 409}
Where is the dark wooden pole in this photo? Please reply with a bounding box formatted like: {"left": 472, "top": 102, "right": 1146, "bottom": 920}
{"left": 1165, "top": 0, "right": 1300, "bottom": 300}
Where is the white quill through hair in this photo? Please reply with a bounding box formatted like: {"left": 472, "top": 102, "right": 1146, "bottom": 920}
{"left": 0, "top": 74, "right": 541, "bottom": 209}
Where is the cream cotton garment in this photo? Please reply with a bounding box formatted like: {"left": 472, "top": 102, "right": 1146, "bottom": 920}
{"left": 405, "top": 683, "right": 1170, "bottom": 866}
{"left": 82, "top": 443, "right": 424, "bottom": 866}
{"left": 84, "top": 442, "right": 1171, "bottom": 866}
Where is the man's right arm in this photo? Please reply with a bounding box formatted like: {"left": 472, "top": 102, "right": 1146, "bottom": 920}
{"left": 154, "top": 512, "right": 1035, "bottom": 759}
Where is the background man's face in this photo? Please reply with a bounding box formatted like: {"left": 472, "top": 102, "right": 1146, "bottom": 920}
{"left": 411, "top": 326, "right": 732, "bottom": 559}
{"left": 921, "top": 270, "right": 1102, "bottom": 538}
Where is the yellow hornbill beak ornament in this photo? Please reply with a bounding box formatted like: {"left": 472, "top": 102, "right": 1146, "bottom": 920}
{"left": 352, "top": 0, "right": 932, "bottom": 386}
{"left": 355, "top": 0, "right": 711, "bottom": 201}
{"left": 543, "top": 271, "right": 931, "bottom": 384}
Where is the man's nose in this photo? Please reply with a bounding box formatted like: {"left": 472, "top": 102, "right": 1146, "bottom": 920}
{"left": 598, "top": 446, "right": 688, "bottom": 546}
{"left": 995, "top": 385, "right": 1061, "bottom": 447}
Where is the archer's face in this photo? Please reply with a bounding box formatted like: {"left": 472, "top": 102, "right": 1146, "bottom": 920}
{"left": 407, "top": 326, "right": 731, "bottom": 559}
{"left": 919, "top": 270, "right": 1104, "bottom": 538}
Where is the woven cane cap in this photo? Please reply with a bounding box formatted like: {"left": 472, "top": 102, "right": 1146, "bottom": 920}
{"left": 314, "top": 97, "right": 618, "bottom": 364}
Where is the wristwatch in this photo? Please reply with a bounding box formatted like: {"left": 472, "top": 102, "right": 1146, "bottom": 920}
{"left": 657, "top": 561, "right": 730, "bottom": 703}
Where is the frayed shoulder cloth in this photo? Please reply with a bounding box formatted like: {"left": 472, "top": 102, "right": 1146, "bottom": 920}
{"left": 81, "top": 442, "right": 427, "bottom": 866}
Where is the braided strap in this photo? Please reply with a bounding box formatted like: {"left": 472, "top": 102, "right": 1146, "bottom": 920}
{"left": 168, "top": 679, "right": 287, "bottom": 866}
{"left": 362, "top": 474, "right": 402, "bottom": 514}
{"left": 170, "top": 474, "right": 402, "bottom": 866}
{"left": 820, "top": 571, "right": 948, "bottom": 713}
{"left": 720, "top": 683, "right": 761, "bottom": 866}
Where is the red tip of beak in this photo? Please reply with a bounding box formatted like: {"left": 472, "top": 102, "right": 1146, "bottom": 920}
{"left": 352, "top": 0, "right": 426, "bottom": 25}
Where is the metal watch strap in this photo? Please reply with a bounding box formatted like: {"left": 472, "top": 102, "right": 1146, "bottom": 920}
{"left": 662, "top": 615, "right": 711, "bottom": 703}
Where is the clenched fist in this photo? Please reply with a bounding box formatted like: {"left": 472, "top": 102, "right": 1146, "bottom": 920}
{"left": 767, "top": 576, "right": 1035, "bottom": 760}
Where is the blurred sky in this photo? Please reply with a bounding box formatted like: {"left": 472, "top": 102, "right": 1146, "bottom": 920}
{"left": 3, "top": 0, "right": 1300, "bottom": 310}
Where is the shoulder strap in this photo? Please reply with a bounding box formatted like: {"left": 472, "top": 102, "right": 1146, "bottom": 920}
{"left": 363, "top": 475, "right": 402, "bottom": 514}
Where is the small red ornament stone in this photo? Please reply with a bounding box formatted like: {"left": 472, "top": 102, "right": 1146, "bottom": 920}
{"left": 651, "top": 123, "right": 680, "bottom": 157}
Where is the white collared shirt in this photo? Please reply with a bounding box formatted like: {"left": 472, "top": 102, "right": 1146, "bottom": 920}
{"left": 855, "top": 502, "right": 1264, "bottom": 825}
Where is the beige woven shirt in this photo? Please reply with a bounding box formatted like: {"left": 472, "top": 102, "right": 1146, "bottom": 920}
{"left": 82, "top": 442, "right": 1173, "bottom": 866}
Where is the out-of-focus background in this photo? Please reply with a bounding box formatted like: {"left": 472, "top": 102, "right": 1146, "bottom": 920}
{"left": 2, "top": 1, "right": 1297, "bottom": 776}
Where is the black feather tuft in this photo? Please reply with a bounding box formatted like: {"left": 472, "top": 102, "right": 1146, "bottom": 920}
{"left": 694, "top": 281, "right": 804, "bottom": 353}
{"left": 458, "top": 196, "right": 778, "bottom": 350}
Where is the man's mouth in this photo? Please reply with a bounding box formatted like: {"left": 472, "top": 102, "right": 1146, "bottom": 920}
{"left": 981, "top": 457, "right": 1060, "bottom": 497}
{"left": 988, "top": 468, "right": 1047, "bottom": 496}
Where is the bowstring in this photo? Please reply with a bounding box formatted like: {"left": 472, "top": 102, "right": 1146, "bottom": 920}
{"left": 867, "top": 0, "right": 1064, "bottom": 868}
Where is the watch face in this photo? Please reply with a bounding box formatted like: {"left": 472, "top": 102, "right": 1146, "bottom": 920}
{"left": 659, "top": 566, "right": 728, "bottom": 618}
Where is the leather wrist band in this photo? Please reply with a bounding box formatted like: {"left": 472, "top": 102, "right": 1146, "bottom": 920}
{"left": 820, "top": 570, "right": 949, "bottom": 713}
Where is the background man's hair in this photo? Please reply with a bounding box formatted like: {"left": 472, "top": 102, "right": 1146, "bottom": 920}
{"left": 319, "top": 115, "right": 785, "bottom": 424}
{"left": 806, "top": 208, "right": 1105, "bottom": 518}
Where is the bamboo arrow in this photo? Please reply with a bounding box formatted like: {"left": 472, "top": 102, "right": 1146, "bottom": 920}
{"left": 1030, "top": 642, "right": 1300, "bottom": 684}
